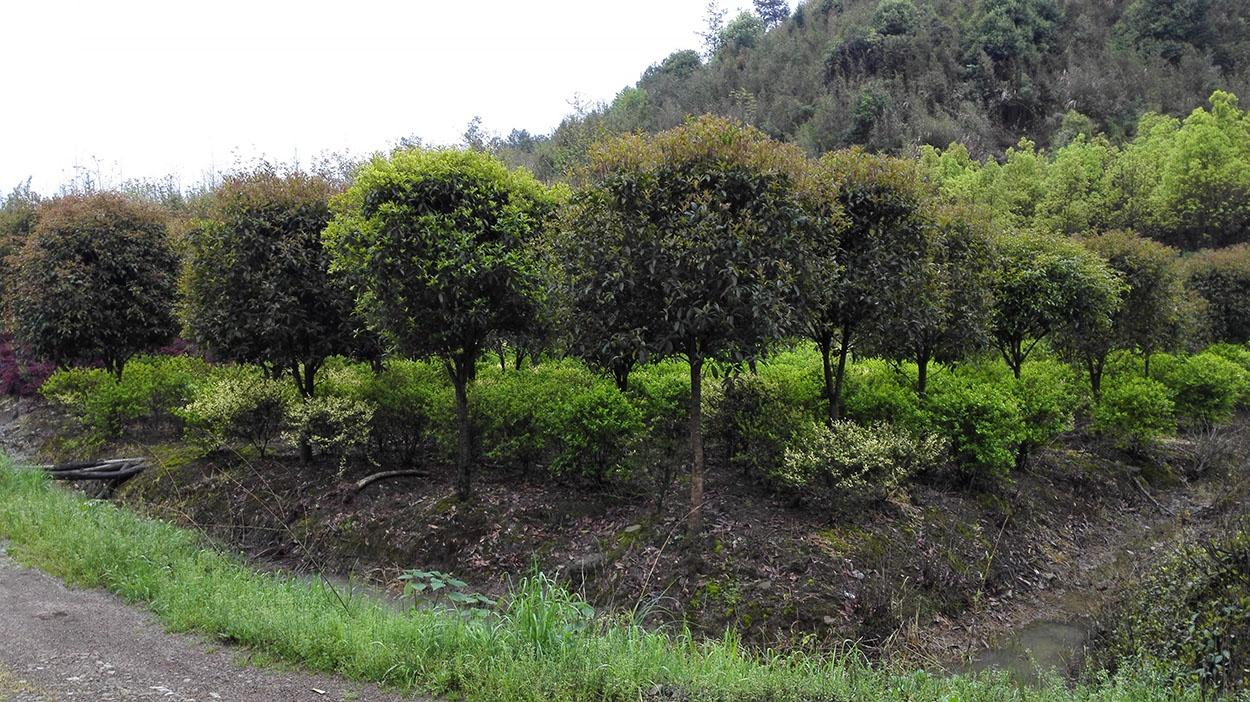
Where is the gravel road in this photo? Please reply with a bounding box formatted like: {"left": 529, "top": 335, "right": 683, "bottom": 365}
{"left": 0, "top": 542, "right": 417, "bottom": 702}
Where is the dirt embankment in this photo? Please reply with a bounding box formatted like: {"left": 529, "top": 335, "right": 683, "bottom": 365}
{"left": 3, "top": 395, "right": 1244, "bottom": 669}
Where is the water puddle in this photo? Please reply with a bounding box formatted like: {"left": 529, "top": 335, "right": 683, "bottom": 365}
{"left": 963, "top": 617, "right": 1093, "bottom": 684}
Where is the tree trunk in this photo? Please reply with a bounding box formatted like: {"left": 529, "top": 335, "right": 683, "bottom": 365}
{"left": 916, "top": 350, "right": 930, "bottom": 398}
{"left": 1143, "top": 351, "right": 1152, "bottom": 379}
{"left": 1088, "top": 354, "right": 1105, "bottom": 398}
{"left": 453, "top": 376, "right": 472, "bottom": 501}
{"left": 817, "top": 331, "right": 836, "bottom": 426}
{"left": 612, "top": 360, "right": 631, "bottom": 392}
{"left": 687, "top": 355, "right": 705, "bottom": 542}
{"left": 830, "top": 326, "right": 853, "bottom": 422}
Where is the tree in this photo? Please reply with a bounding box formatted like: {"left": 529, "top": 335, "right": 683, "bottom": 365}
{"left": 181, "top": 166, "right": 357, "bottom": 400}
{"left": 698, "top": 1, "right": 729, "bottom": 58}
{"left": 0, "top": 180, "right": 41, "bottom": 331}
{"left": 1185, "top": 244, "right": 1250, "bottom": 344}
{"left": 797, "top": 148, "right": 927, "bottom": 423}
{"left": 990, "top": 232, "right": 1123, "bottom": 380}
{"left": 9, "top": 193, "right": 178, "bottom": 378}
{"left": 561, "top": 116, "right": 823, "bottom": 540}
{"left": 754, "top": 0, "right": 789, "bottom": 28}
{"left": 1079, "top": 231, "right": 1185, "bottom": 380}
{"left": 325, "top": 149, "right": 558, "bottom": 501}
{"left": 870, "top": 203, "right": 997, "bottom": 395}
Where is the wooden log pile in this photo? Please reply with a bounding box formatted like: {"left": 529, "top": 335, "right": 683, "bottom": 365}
{"left": 41, "top": 457, "right": 148, "bottom": 497}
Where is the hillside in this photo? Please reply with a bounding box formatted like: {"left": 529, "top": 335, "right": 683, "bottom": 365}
{"left": 498, "top": 0, "right": 1250, "bottom": 179}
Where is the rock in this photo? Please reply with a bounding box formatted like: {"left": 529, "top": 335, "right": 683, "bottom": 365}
{"left": 624, "top": 524, "right": 641, "bottom": 534}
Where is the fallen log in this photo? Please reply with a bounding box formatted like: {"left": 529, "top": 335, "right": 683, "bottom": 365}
{"left": 353, "top": 470, "right": 429, "bottom": 493}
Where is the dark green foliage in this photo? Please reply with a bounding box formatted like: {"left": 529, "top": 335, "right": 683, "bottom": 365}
{"left": 1186, "top": 244, "right": 1250, "bottom": 343}
{"left": 1080, "top": 231, "right": 1186, "bottom": 381}
{"left": 9, "top": 193, "right": 179, "bottom": 377}
{"left": 1104, "top": 524, "right": 1250, "bottom": 693}
{"left": 322, "top": 359, "right": 452, "bottom": 469}
{"left": 182, "top": 167, "right": 357, "bottom": 398}
{"left": 798, "top": 149, "right": 928, "bottom": 422}
{"left": 0, "top": 180, "right": 40, "bottom": 329}
{"left": 870, "top": 203, "right": 997, "bottom": 395}
{"left": 326, "top": 149, "right": 558, "bottom": 499}
{"left": 559, "top": 116, "right": 822, "bottom": 536}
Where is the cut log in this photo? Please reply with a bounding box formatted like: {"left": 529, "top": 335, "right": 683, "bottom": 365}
{"left": 353, "top": 470, "right": 429, "bottom": 493}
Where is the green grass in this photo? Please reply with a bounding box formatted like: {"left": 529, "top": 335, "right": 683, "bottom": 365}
{"left": 0, "top": 459, "right": 1202, "bottom": 701}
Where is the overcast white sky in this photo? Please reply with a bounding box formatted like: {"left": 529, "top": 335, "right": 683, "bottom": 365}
{"left": 2, "top": 0, "right": 774, "bottom": 194}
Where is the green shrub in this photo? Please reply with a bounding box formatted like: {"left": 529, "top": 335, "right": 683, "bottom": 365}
{"left": 707, "top": 372, "right": 808, "bottom": 479}
{"left": 40, "top": 355, "right": 207, "bottom": 441}
{"left": 1158, "top": 352, "right": 1250, "bottom": 424}
{"left": 177, "top": 369, "right": 296, "bottom": 456}
{"left": 1091, "top": 376, "right": 1176, "bottom": 450}
{"left": 779, "top": 420, "right": 947, "bottom": 494}
{"left": 322, "top": 359, "right": 453, "bottom": 468}
{"left": 547, "top": 383, "right": 644, "bottom": 480}
{"left": 1203, "top": 343, "right": 1250, "bottom": 373}
{"left": 920, "top": 375, "right": 1022, "bottom": 482}
{"left": 1013, "top": 358, "right": 1083, "bottom": 456}
{"left": 286, "top": 395, "right": 375, "bottom": 470}
{"left": 842, "top": 359, "right": 921, "bottom": 427}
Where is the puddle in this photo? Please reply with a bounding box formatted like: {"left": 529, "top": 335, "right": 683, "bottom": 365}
{"left": 963, "top": 617, "right": 1093, "bottom": 684}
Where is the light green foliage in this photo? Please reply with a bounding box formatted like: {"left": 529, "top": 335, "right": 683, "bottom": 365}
{"left": 1155, "top": 351, "right": 1250, "bottom": 424}
{"left": 994, "top": 232, "right": 1124, "bottom": 379}
{"left": 321, "top": 359, "right": 452, "bottom": 468}
{"left": 1, "top": 463, "right": 1208, "bottom": 701}
{"left": 177, "top": 368, "right": 296, "bottom": 456}
{"left": 472, "top": 360, "right": 645, "bottom": 480}
{"left": 326, "top": 147, "right": 559, "bottom": 499}
{"left": 1091, "top": 376, "right": 1176, "bottom": 450}
{"left": 285, "top": 395, "right": 374, "bottom": 470}
{"left": 1012, "top": 358, "right": 1084, "bottom": 456}
{"left": 920, "top": 373, "right": 1023, "bottom": 481}
{"left": 1035, "top": 136, "right": 1115, "bottom": 234}
{"left": 780, "top": 420, "right": 947, "bottom": 494}
{"left": 40, "top": 356, "right": 208, "bottom": 441}
{"left": 841, "top": 359, "right": 921, "bottom": 427}
{"left": 719, "top": 11, "right": 766, "bottom": 51}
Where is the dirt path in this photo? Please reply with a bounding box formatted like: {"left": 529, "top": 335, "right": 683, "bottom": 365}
{"left": 0, "top": 542, "right": 417, "bottom": 702}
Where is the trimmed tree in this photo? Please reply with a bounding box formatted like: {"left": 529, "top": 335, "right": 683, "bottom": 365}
{"left": 560, "top": 116, "right": 825, "bottom": 539}
{"left": 182, "top": 166, "right": 358, "bottom": 399}
{"left": 991, "top": 232, "right": 1124, "bottom": 380}
{"left": 798, "top": 148, "right": 928, "bottom": 422}
{"left": 870, "top": 203, "right": 998, "bottom": 396}
{"left": 1185, "top": 244, "right": 1250, "bottom": 344}
{"left": 9, "top": 193, "right": 178, "bottom": 377}
{"left": 325, "top": 149, "right": 558, "bottom": 501}
{"left": 1079, "top": 230, "right": 1186, "bottom": 381}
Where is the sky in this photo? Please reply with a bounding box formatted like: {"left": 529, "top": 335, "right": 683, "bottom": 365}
{"left": 1, "top": 0, "right": 770, "bottom": 194}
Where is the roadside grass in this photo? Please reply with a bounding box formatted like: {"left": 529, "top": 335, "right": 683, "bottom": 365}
{"left": 0, "top": 459, "right": 1199, "bottom": 702}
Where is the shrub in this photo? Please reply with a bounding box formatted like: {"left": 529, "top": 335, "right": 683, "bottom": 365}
{"left": 286, "top": 395, "right": 375, "bottom": 470}
{"left": 178, "top": 370, "right": 296, "bottom": 456}
{"left": 841, "top": 359, "right": 921, "bottom": 427}
{"left": 1158, "top": 352, "right": 1250, "bottom": 425}
{"left": 706, "top": 372, "right": 808, "bottom": 480}
{"left": 920, "top": 375, "right": 1022, "bottom": 482}
{"left": 547, "top": 383, "right": 644, "bottom": 480}
{"left": 0, "top": 334, "right": 53, "bottom": 397}
{"left": 779, "top": 420, "right": 947, "bottom": 494}
{"left": 1091, "top": 376, "right": 1176, "bottom": 450}
{"left": 321, "top": 359, "right": 453, "bottom": 468}
{"left": 1012, "top": 358, "right": 1083, "bottom": 458}
{"left": 40, "top": 355, "right": 206, "bottom": 440}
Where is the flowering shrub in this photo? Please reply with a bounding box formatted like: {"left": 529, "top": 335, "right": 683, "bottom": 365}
{"left": 779, "top": 420, "right": 947, "bottom": 494}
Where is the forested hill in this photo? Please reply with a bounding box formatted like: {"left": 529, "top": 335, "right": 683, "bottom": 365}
{"left": 497, "top": 0, "right": 1250, "bottom": 180}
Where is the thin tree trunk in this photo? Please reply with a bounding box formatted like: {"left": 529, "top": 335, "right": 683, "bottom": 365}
{"left": 817, "top": 332, "right": 835, "bottom": 426}
{"left": 453, "top": 376, "right": 472, "bottom": 501}
{"left": 687, "top": 355, "right": 705, "bottom": 542}
{"left": 830, "top": 326, "right": 853, "bottom": 422}
{"left": 1143, "top": 351, "right": 1152, "bottom": 378}
{"left": 917, "top": 355, "right": 929, "bottom": 397}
